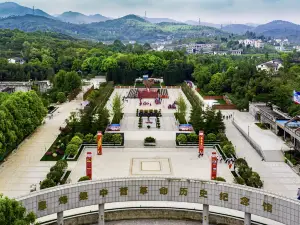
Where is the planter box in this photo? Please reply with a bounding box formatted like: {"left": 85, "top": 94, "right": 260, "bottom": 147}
{"left": 102, "top": 142, "right": 122, "bottom": 146}
{"left": 144, "top": 142, "right": 156, "bottom": 146}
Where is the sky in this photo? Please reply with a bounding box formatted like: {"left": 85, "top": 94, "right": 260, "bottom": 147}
{"left": 5, "top": 0, "right": 300, "bottom": 24}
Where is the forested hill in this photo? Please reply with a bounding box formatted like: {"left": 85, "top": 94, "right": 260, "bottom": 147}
{"left": 0, "top": 14, "right": 227, "bottom": 42}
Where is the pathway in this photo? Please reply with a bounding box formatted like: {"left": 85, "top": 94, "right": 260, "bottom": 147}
{"left": 224, "top": 119, "right": 300, "bottom": 198}
{"left": 0, "top": 98, "right": 82, "bottom": 198}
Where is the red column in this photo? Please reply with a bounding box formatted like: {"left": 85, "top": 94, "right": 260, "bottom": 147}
{"left": 86, "top": 152, "right": 92, "bottom": 180}
{"left": 199, "top": 131, "right": 204, "bottom": 154}
{"left": 97, "top": 131, "right": 103, "bottom": 155}
{"left": 211, "top": 151, "right": 218, "bottom": 180}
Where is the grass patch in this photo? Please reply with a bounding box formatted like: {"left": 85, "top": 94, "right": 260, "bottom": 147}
{"left": 217, "top": 99, "right": 226, "bottom": 105}
{"left": 255, "top": 123, "right": 268, "bottom": 130}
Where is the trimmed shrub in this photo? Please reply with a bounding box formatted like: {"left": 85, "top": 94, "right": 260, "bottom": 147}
{"left": 177, "top": 134, "right": 187, "bottom": 143}
{"left": 78, "top": 176, "right": 91, "bottom": 182}
{"left": 235, "top": 158, "right": 248, "bottom": 168}
{"left": 55, "top": 160, "right": 68, "bottom": 170}
{"left": 145, "top": 137, "right": 156, "bottom": 143}
{"left": 216, "top": 133, "right": 227, "bottom": 142}
{"left": 103, "top": 133, "right": 113, "bottom": 142}
{"left": 69, "top": 136, "right": 83, "bottom": 146}
{"left": 207, "top": 133, "right": 217, "bottom": 141}
{"left": 46, "top": 170, "right": 63, "bottom": 184}
{"left": 214, "top": 177, "right": 226, "bottom": 182}
{"left": 112, "top": 134, "right": 122, "bottom": 144}
{"left": 40, "top": 178, "right": 56, "bottom": 189}
{"left": 234, "top": 177, "right": 245, "bottom": 185}
{"left": 74, "top": 132, "right": 84, "bottom": 140}
{"left": 65, "top": 144, "right": 78, "bottom": 156}
{"left": 187, "top": 133, "right": 198, "bottom": 142}
{"left": 223, "top": 144, "right": 235, "bottom": 157}
{"left": 84, "top": 133, "right": 94, "bottom": 143}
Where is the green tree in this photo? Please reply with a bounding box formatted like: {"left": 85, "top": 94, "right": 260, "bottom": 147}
{"left": 112, "top": 93, "right": 123, "bottom": 123}
{"left": 177, "top": 94, "right": 188, "bottom": 118}
{"left": 56, "top": 92, "right": 67, "bottom": 103}
{"left": 0, "top": 195, "right": 37, "bottom": 225}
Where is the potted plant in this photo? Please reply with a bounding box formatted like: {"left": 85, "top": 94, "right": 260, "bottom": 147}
{"left": 144, "top": 136, "right": 156, "bottom": 146}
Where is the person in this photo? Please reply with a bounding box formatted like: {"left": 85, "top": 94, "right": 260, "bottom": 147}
{"left": 198, "top": 152, "right": 201, "bottom": 158}
{"left": 297, "top": 188, "right": 300, "bottom": 200}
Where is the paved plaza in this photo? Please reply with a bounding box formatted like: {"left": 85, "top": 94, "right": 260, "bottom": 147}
{"left": 68, "top": 146, "right": 234, "bottom": 183}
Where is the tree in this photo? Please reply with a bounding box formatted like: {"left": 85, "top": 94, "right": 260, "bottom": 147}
{"left": 177, "top": 94, "right": 188, "bottom": 118}
{"left": 56, "top": 92, "right": 67, "bottom": 103}
{"left": 0, "top": 195, "right": 37, "bottom": 225}
{"left": 112, "top": 93, "right": 123, "bottom": 123}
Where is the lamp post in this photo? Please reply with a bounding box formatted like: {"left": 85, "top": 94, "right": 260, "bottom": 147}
{"left": 248, "top": 125, "right": 250, "bottom": 137}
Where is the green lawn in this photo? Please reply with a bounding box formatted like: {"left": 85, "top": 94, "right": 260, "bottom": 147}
{"left": 217, "top": 99, "right": 226, "bottom": 105}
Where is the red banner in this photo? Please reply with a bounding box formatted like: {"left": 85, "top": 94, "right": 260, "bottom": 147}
{"left": 97, "top": 131, "right": 103, "bottom": 155}
{"left": 86, "top": 152, "right": 92, "bottom": 180}
{"left": 211, "top": 151, "right": 218, "bottom": 180}
{"left": 199, "top": 131, "right": 204, "bottom": 154}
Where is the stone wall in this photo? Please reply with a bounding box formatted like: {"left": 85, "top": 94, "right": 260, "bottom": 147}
{"left": 17, "top": 177, "right": 300, "bottom": 225}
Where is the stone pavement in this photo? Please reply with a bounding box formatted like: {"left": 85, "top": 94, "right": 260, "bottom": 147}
{"left": 68, "top": 146, "right": 234, "bottom": 184}
{"left": 0, "top": 98, "right": 83, "bottom": 198}
{"left": 224, "top": 118, "right": 300, "bottom": 198}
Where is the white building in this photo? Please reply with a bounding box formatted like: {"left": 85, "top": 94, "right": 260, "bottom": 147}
{"left": 8, "top": 57, "right": 25, "bottom": 64}
{"left": 229, "top": 49, "right": 243, "bottom": 55}
{"left": 256, "top": 60, "right": 283, "bottom": 73}
{"left": 254, "top": 40, "right": 264, "bottom": 48}
{"left": 187, "top": 43, "right": 216, "bottom": 54}
{"left": 239, "top": 39, "right": 264, "bottom": 48}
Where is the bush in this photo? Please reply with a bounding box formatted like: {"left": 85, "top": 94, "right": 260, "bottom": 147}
{"left": 234, "top": 177, "right": 245, "bottom": 185}
{"left": 147, "top": 125, "right": 151, "bottom": 129}
{"left": 84, "top": 133, "right": 94, "bottom": 143}
{"left": 145, "top": 137, "right": 156, "bottom": 143}
{"left": 214, "top": 177, "right": 226, "bottom": 182}
{"left": 207, "top": 133, "right": 217, "bottom": 141}
{"left": 103, "top": 133, "right": 113, "bottom": 142}
{"left": 207, "top": 91, "right": 216, "bottom": 96}
{"left": 78, "top": 176, "right": 91, "bottom": 182}
{"left": 235, "top": 158, "right": 248, "bottom": 168}
{"left": 40, "top": 178, "right": 56, "bottom": 189}
{"left": 187, "top": 133, "right": 198, "bottom": 142}
{"left": 57, "top": 92, "right": 67, "bottom": 103}
{"left": 112, "top": 134, "right": 122, "bottom": 144}
{"left": 74, "top": 132, "right": 84, "bottom": 140}
{"left": 65, "top": 143, "right": 79, "bottom": 156}
{"left": 46, "top": 170, "right": 63, "bottom": 183}
{"left": 177, "top": 134, "right": 187, "bottom": 143}
{"left": 55, "top": 160, "right": 68, "bottom": 170}
{"left": 216, "top": 133, "right": 227, "bottom": 142}
{"left": 222, "top": 144, "right": 235, "bottom": 157}
{"left": 69, "top": 136, "right": 83, "bottom": 146}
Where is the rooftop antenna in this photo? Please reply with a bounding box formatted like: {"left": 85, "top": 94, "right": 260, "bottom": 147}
{"left": 32, "top": 6, "right": 35, "bottom": 15}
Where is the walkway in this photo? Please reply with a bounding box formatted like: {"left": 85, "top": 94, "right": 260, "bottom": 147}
{"left": 224, "top": 118, "right": 300, "bottom": 198}
{"left": 0, "top": 98, "right": 83, "bottom": 198}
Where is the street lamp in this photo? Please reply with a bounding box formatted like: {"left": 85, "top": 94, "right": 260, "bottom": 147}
{"left": 248, "top": 125, "right": 250, "bottom": 137}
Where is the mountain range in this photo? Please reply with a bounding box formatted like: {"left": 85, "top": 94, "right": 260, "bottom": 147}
{"left": 1, "top": 2, "right": 300, "bottom": 43}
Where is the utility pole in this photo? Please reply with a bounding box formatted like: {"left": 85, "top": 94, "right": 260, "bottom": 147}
{"left": 145, "top": 11, "right": 147, "bottom": 19}
{"left": 199, "top": 18, "right": 201, "bottom": 26}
